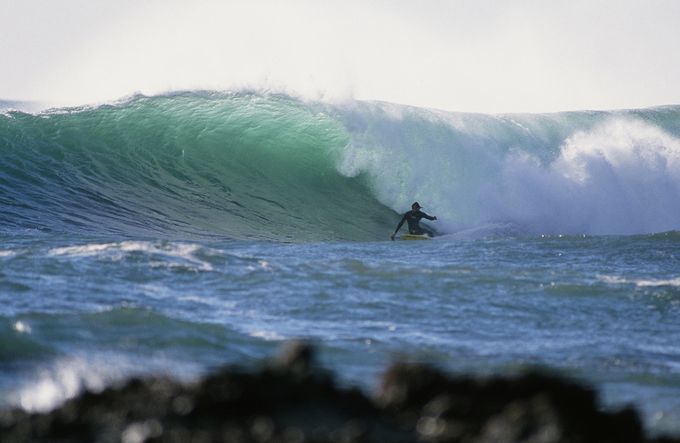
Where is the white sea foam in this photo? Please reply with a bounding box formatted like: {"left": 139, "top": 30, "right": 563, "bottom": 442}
{"left": 338, "top": 105, "right": 680, "bottom": 235}
{"left": 48, "top": 241, "right": 214, "bottom": 271}
{"left": 249, "top": 330, "right": 286, "bottom": 341}
{"left": 11, "top": 354, "right": 202, "bottom": 413}
{"left": 49, "top": 243, "right": 113, "bottom": 256}
{"left": 599, "top": 275, "right": 680, "bottom": 288}
{"left": 13, "top": 321, "right": 32, "bottom": 334}
{"left": 14, "top": 357, "right": 111, "bottom": 412}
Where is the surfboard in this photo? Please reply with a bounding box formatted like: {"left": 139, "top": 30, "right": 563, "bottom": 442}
{"left": 400, "top": 234, "right": 431, "bottom": 240}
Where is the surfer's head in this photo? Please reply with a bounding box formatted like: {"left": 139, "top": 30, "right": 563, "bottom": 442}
{"left": 411, "top": 202, "right": 422, "bottom": 210}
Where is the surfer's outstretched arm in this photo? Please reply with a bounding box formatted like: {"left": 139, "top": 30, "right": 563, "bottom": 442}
{"left": 391, "top": 216, "right": 406, "bottom": 240}
{"left": 421, "top": 212, "right": 437, "bottom": 221}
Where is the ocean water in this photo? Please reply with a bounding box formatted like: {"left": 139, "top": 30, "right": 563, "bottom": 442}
{"left": 2, "top": 92, "right": 680, "bottom": 435}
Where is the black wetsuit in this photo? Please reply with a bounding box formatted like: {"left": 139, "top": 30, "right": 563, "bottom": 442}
{"left": 395, "top": 210, "right": 436, "bottom": 236}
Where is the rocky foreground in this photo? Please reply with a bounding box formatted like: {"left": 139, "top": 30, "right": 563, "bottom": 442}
{"left": 1, "top": 342, "right": 678, "bottom": 443}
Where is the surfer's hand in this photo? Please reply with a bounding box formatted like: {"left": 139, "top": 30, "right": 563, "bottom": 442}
{"left": 433, "top": 216, "right": 438, "bottom": 220}
{"left": 390, "top": 234, "right": 395, "bottom": 241}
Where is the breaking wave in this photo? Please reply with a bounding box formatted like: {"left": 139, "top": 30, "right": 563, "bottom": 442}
{"left": 2, "top": 91, "right": 680, "bottom": 240}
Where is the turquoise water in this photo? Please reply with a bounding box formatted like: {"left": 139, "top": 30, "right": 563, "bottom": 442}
{"left": 2, "top": 92, "right": 680, "bottom": 435}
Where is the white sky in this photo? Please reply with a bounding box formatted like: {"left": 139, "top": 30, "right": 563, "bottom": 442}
{"left": 2, "top": 0, "right": 680, "bottom": 112}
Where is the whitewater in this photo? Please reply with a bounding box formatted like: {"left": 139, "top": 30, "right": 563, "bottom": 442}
{"left": 1, "top": 91, "right": 680, "bottom": 435}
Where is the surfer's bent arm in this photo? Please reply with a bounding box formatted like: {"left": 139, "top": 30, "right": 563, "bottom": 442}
{"left": 391, "top": 216, "right": 407, "bottom": 240}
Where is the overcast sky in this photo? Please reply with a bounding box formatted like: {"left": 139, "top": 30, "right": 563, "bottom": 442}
{"left": 2, "top": 0, "right": 680, "bottom": 112}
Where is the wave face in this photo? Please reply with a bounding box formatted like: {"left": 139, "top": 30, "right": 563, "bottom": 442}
{"left": 0, "top": 92, "right": 394, "bottom": 241}
{"left": 3, "top": 91, "right": 680, "bottom": 239}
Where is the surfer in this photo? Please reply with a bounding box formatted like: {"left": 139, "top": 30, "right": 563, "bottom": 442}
{"left": 391, "top": 202, "right": 437, "bottom": 240}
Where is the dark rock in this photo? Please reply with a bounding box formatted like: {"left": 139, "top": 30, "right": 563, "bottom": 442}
{"left": 378, "top": 361, "right": 649, "bottom": 443}
{"left": 0, "top": 343, "right": 677, "bottom": 443}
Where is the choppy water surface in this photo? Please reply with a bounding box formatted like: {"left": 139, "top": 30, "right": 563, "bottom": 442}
{"left": 1, "top": 233, "right": 680, "bottom": 434}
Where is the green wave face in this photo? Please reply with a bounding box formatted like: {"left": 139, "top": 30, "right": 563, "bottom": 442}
{"left": 0, "top": 92, "right": 396, "bottom": 241}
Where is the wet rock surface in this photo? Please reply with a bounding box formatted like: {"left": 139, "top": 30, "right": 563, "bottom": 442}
{"left": 1, "top": 342, "right": 677, "bottom": 443}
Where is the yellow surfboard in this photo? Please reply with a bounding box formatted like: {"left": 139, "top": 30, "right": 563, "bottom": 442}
{"left": 400, "top": 234, "right": 432, "bottom": 240}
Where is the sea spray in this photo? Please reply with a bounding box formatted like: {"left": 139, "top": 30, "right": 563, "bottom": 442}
{"left": 334, "top": 101, "right": 680, "bottom": 235}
